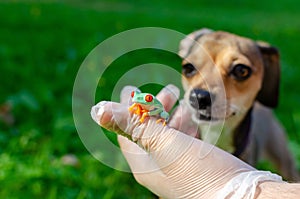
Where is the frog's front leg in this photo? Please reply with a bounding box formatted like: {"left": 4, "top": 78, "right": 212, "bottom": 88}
{"left": 140, "top": 108, "right": 161, "bottom": 123}
{"left": 140, "top": 112, "right": 149, "bottom": 123}
{"left": 129, "top": 103, "right": 144, "bottom": 116}
{"left": 128, "top": 103, "right": 137, "bottom": 112}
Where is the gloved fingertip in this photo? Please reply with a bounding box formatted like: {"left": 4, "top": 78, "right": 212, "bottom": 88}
{"left": 91, "top": 101, "right": 108, "bottom": 124}
{"left": 164, "top": 84, "right": 180, "bottom": 99}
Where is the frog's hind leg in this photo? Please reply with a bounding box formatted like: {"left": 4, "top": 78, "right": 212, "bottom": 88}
{"left": 159, "top": 111, "right": 169, "bottom": 126}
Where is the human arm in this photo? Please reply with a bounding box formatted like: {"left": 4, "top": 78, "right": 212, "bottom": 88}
{"left": 91, "top": 85, "right": 297, "bottom": 198}
{"left": 255, "top": 181, "right": 300, "bottom": 199}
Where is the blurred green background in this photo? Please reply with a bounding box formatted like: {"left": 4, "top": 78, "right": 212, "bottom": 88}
{"left": 1, "top": 0, "right": 300, "bottom": 198}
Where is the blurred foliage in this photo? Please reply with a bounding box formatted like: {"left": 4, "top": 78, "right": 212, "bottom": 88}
{"left": 0, "top": 0, "right": 300, "bottom": 198}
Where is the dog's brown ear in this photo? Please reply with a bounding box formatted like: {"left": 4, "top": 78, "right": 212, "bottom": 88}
{"left": 179, "top": 28, "right": 213, "bottom": 58}
{"left": 256, "top": 41, "right": 280, "bottom": 108}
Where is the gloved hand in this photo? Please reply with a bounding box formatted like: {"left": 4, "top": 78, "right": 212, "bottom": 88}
{"left": 91, "top": 85, "right": 281, "bottom": 199}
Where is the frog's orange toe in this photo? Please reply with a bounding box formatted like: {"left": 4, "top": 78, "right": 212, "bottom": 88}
{"left": 134, "top": 110, "right": 141, "bottom": 115}
{"left": 128, "top": 107, "right": 134, "bottom": 112}
{"left": 140, "top": 117, "right": 146, "bottom": 123}
{"left": 156, "top": 119, "right": 162, "bottom": 124}
{"left": 139, "top": 112, "right": 149, "bottom": 123}
{"left": 128, "top": 103, "right": 137, "bottom": 113}
{"left": 156, "top": 119, "right": 167, "bottom": 126}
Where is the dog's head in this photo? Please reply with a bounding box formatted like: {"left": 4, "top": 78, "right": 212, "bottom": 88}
{"left": 179, "top": 28, "right": 280, "bottom": 124}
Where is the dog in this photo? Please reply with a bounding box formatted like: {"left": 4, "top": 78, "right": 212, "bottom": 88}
{"left": 178, "top": 28, "right": 299, "bottom": 181}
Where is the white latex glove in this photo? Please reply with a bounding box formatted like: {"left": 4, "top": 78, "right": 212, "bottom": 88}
{"left": 91, "top": 85, "right": 282, "bottom": 199}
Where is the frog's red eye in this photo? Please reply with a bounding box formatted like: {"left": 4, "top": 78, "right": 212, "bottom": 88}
{"left": 131, "top": 91, "right": 135, "bottom": 98}
{"left": 145, "top": 94, "right": 153, "bottom": 102}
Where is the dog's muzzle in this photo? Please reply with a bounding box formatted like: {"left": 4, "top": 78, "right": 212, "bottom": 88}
{"left": 189, "top": 89, "right": 214, "bottom": 121}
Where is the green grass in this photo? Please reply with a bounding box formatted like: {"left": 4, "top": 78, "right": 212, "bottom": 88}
{"left": 1, "top": 0, "right": 300, "bottom": 198}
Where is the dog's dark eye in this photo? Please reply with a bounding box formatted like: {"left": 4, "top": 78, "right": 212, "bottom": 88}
{"left": 182, "top": 63, "right": 197, "bottom": 77}
{"left": 230, "top": 64, "right": 252, "bottom": 81}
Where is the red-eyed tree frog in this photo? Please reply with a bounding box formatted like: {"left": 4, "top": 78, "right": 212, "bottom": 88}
{"left": 128, "top": 90, "right": 169, "bottom": 126}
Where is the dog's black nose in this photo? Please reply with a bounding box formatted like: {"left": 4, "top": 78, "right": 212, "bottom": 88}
{"left": 189, "top": 89, "right": 212, "bottom": 110}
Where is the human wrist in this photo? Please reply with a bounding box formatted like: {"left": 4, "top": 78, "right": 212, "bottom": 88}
{"left": 216, "top": 170, "right": 283, "bottom": 199}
